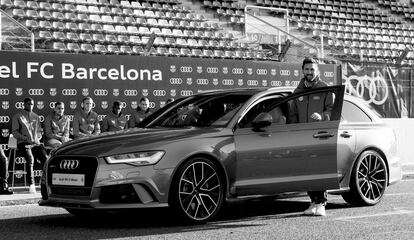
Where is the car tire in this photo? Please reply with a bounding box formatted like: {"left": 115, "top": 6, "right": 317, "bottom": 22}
{"left": 169, "top": 157, "right": 225, "bottom": 224}
{"left": 342, "top": 150, "right": 388, "bottom": 206}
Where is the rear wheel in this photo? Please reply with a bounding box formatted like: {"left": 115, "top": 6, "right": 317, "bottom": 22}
{"left": 342, "top": 150, "right": 388, "bottom": 206}
{"left": 169, "top": 157, "right": 224, "bottom": 224}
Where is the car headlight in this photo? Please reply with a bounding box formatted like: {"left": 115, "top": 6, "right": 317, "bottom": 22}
{"left": 104, "top": 151, "right": 165, "bottom": 166}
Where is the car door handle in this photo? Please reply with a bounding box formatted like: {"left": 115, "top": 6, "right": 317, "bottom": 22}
{"left": 313, "top": 131, "right": 334, "bottom": 139}
{"left": 340, "top": 131, "right": 352, "bottom": 138}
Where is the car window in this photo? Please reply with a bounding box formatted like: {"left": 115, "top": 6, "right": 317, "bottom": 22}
{"left": 239, "top": 96, "right": 285, "bottom": 128}
{"left": 341, "top": 100, "right": 372, "bottom": 122}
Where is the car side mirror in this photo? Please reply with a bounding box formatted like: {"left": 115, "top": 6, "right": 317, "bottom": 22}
{"left": 251, "top": 112, "right": 272, "bottom": 131}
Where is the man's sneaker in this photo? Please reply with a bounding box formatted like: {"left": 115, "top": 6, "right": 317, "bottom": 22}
{"left": 0, "top": 187, "right": 13, "bottom": 195}
{"left": 314, "top": 203, "right": 326, "bottom": 216}
{"left": 29, "top": 184, "right": 36, "bottom": 194}
{"left": 303, "top": 202, "right": 316, "bottom": 215}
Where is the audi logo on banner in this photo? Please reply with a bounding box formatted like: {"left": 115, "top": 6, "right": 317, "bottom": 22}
{"left": 153, "top": 90, "right": 166, "bottom": 97}
{"left": 124, "top": 89, "right": 138, "bottom": 96}
{"left": 0, "top": 88, "right": 10, "bottom": 95}
{"left": 324, "top": 72, "right": 334, "bottom": 78}
{"left": 34, "top": 170, "right": 42, "bottom": 177}
{"left": 149, "top": 102, "right": 156, "bottom": 108}
{"left": 121, "top": 102, "right": 127, "bottom": 108}
{"left": 207, "top": 67, "right": 219, "bottom": 74}
{"left": 180, "top": 66, "right": 193, "bottom": 73}
{"left": 222, "top": 79, "right": 234, "bottom": 86}
{"left": 29, "top": 89, "right": 44, "bottom": 96}
{"left": 180, "top": 90, "right": 193, "bottom": 96}
{"left": 170, "top": 78, "right": 183, "bottom": 84}
{"left": 62, "top": 89, "right": 77, "bottom": 96}
{"left": 197, "top": 79, "right": 209, "bottom": 85}
{"left": 39, "top": 115, "right": 44, "bottom": 122}
{"left": 15, "top": 157, "right": 26, "bottom": 164}
{"left": 98, "top": 115, "right": 106, "bottom": 121}
{"left": 271, "top": 81, "right": 282, "bottom": 87}
{"left": 49, "top": 102, "right": 56, "bottom": 109}
{"left": 280, "top": 70, "right": 290, "bottom": 76}
{"left": 1, "top": 144, "right": 8, "bottom": 150}
{"left": 0, "top": 116, "right": 10, "bottom": 123}
{"left": 94, "top": 89, "right": 108, "bottom": 96}
{"left": 232, "top": 68, "right": 244, "bottom": 74}
{"left": 15, "top": 88, "right": 23, "bottom": 96}
{"left": 291, "top": 81, "right": 300, "bottom": 87}
{"left": 257, "top": 69, "right": 267, "bottom": 75}
{"left": 15, "top": 102, "right": 24, "bottom": 109}
{"left": 247, "top": 80, "right": 259, "bottom": 86}
{"left": 2, "top": 101, "right": 9, "bottom": 110}
{"left": 60, "top": 160, "right": 79, "bottom": 170}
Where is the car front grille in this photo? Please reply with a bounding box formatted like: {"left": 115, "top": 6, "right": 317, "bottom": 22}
{"left": 47, "top": 156, "right": 98, "bottom": 197}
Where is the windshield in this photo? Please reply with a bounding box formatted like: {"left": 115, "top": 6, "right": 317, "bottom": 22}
{"left": 143, "top": 93, "right": 253, "bottom": 128}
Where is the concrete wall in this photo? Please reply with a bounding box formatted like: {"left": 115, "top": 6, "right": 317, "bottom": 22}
{"left": 382, "top": 119, "right": 414, "bottom": 166}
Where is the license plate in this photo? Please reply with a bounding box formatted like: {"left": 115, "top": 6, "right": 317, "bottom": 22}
{"left": 52, "top": 173, "right": 85, "bottom": 186}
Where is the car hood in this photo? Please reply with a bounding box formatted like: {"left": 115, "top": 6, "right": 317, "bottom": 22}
{"left": 53, "top": 127, "right": 223, "bottom": 157}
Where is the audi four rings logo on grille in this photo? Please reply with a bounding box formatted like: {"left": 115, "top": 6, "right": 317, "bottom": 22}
{"left": 324, "top": 72, "right": 334, "bottom": 77}
{"left": 153, "top": 90, "right": 166, "bottom": 96}
{"left": 197, "top": 79, "right": 209, "bottom": 85}
{"left": 247, "top": 80, "right": 259, "bottom": 86}
{"left": 257, "top": 69, "right": 267, "bottom": 75}
{"left": 180, "top": 90, "right": 193, "bottom": 96}
{"left": 94, "top": 89, "right": 108, "bottom": 96}
{"left": 170, "top": 78, "right": 182, "bottom": 84}
{"left": 0, "top": 89, "right": 9, "bottom": 95}
{"left": 180, "top": 66, "right": 193, "bottom": 73}
{"left": 124, "top": 89, "right": 138, "bottom": 96}
{"left": 29, "top": 89, "right": 44, "bottom": 96}
{"left": 232, "top": 68, "right": 244, "bottom": 74}
{"left": 0, "top": 116, "right": 10, "bottom": 123}
{"left": 15, "top": 102, "right": 24, "bottom": 109}
{"left": 280, "top": 70, "right": 290, "bottom": 76}
{"left": 207, "top": 67, "right": 219, "bottom": 73}
{"left": 60, "top": 160, "right": 80, "bottom": 170}
{"left": 62, "top": 89, "right": 77, "bottom": 96}
{"left": 222, "top": 79, "right": 234, "bottom": 85}
{"left": 271, "top": 81, "right": 282, "bottom": 87}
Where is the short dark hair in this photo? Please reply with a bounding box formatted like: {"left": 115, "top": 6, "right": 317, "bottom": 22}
{"left": 140, "top": 97, "right": 149, "bottom": 103}
{"left": 82, "top": 97, "right": 93, "bottom": 103}
{"left": 113, "top": 100, "right": 122, "bottom": 108}
{"left": 302, "top": 58, "right": 319, "bottom": 69}
{"left": 55, "top": 101, "right": 64, "bottom": 107}
{"left": 24, "top": 97, "right": 34, "bottom": 104}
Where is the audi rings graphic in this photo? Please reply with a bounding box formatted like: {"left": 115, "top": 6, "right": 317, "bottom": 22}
{"left": 257, "top": 69, "right": 267, "bottom": 75}
{"left": 60, "top": 160, "right": 80, "bottom": 170}
{"left": 247, "top": 80, "right": 259, "bottom": 86}
{"left": 121, "top": 102, "right": 127, "bottom": 108}
{"left": 0, "top": 116, "right": 10, "bottom": 123}
{"left": 291, "top": 81, "right": 300, "bottom": 87}
{"left": 0, "top": 88, "right": 10, "bottom": 95}
{"left": 343, "top": 75, "right": 389, "bottom": 105}
{"left": 94, "top": 89, "right": 108, "bottom": 96}
{"left": 180, "top": 90, "right": 193, "bottom": 96}
{"left": 49, "top": 102, "right": 56, "bottom": 109}
{"left": 124, "top": 89, "right": 138, "bottom": 96}
{"left": 197, "top": 79, "right": 209, "bottom": 85}
{"left": 232, "top": 68, "right": 244, "bottom": 74}
{"left": 324, "top": 72, "right": 334, "bottom": 78}
{"left": 222, "top": 79, "right": 234, "bottom": 85}
{"left": 39, "top": 115, "right": 45, "bottom": 122}
{"left": 62, "top": 89, "right": 77, "bottom": 96}
{"left": 207, "top": 67, "right": 219, "bottom": 74}
{"left": 153, "top": 90, "right": 167, "bottom": 97}
{"left": 170, "top": 78, "right": 183, "bottom": 84}
{"left": 0, "top": 144, "right": 8, "bottom": 150}
{"left": 149, "top": 102, "right": 156, "bottom": 108}
{"left": 271, "top": 81, "right": 283, "bottom": 87}
{"left": 34, "top": 170, "right": 43, "bottom": 177}
{"left": 29, "top": 89, "right": 44, "bottom": 96}
{"left": 15, "top": 157, "right": 26, "bottom": 164}
{"left": 180, "top": 66, "right": 193, "bottom": 73}
{"left": 280, "top": 70, "right": 290, "bottom": 76}
{"left": 15, "top": 102, "right": 24, "bottom": 109}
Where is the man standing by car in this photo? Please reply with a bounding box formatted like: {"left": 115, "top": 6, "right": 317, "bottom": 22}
{"left": 44, "top": 102, "right": 71, "bottom": 148}
{"left": 73, "top": 97, "right": 100, "bottom": 139}
{"left": 12, "top": 97, "right": 48, "bottom": 194}
{"left": 128, "top": 97, "right": 151, "bottom": 128}
{"left": 102, "top": 101, "right": 128, "bottom": 132}
{"left": 289, "top": 58, "right": 334, "bottom": 216}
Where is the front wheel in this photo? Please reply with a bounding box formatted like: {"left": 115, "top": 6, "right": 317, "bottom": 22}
{"left": 169, "top": 157, "right": 225, "bottom": 224}
{"left": 342, "top": 150, "right": 388, "bottom": 206}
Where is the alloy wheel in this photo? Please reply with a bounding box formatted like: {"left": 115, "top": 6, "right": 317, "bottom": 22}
{"left": 356, "top": 152, "right": 387, "bottom": 202}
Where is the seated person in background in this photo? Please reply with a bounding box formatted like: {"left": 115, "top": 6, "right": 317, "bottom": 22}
{"left": 177, "top": 104, "right": 200, "bottom": 125}
{"left": 73, "top": 97, "right": 100, "bottom": 139}
{"left": 129, "top": 97, "right": 152, "bottom": 128}
{"left": 102, "top": 101, "right": 128, "bottom": 132}
{"left": 44, "top": 102, "right": 71, "bottom": 148}
{"left": 0, "top": 149, "right": 12, "bottom": 195}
